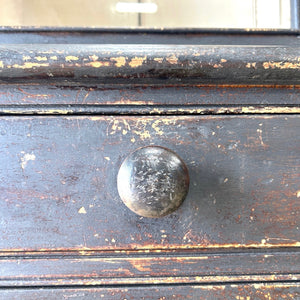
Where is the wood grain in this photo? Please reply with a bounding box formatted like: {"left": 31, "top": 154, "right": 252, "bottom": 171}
{"left": 0, "top": 115, "right": 299, "bottom": 251}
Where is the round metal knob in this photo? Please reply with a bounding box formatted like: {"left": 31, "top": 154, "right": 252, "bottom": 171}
{"left": 117, "top": 146, "right": 189, "bottom": 218}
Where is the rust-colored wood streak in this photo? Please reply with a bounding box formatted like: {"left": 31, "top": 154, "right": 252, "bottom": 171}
{"left": 0, "top": 115, "right": 299, "bottom": 251}
{"left": 0, "top": 283, "right": 299, "bottom": 299}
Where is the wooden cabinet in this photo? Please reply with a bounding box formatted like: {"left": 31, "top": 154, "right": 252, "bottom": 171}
{"left": 0, "top": 29, "right": 299, "bottom": 298}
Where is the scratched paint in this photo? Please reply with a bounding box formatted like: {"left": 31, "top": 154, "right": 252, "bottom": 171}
{"left": 12, "top": 62, "right": 49, "bottom": 69}
{"left": 86, "top": 61, "right": 110, "bottom": 68}
{"left": 128, "top": 56, "right": 146, "bottom": 68}
{"left": 110, "top": 57, "right": 126, "bottom": 67}
{"left": 78, "top": 207, "right": 87, "bottom": 214}
{"left": 35, "top": 56, "right": 48, "bottom": 61}
{"left": 20, "top": 152, "right": 36, "bottom": 170}
{"left": 263, "top": 61, "right": 300, "bottom": 69}
{"left": 65, "top": 56, "right": 79, "bottom": 62}
{"left": 154, "top": 57, "right": 164, "bottom": 63}
{"left": 246, "top": 62, "right": 257, "bottom": 68}
{"left": 166, "top": 54, "right": 178, "bottom": 64}
{"left": 1, "top": 115, "right": 298, "bottom": 252}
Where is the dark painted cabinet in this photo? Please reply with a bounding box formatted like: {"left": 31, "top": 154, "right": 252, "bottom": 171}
{"left": 0, "top": 29, "right": 299, "bottom": 299}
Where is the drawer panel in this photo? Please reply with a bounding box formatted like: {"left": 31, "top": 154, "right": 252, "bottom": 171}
{"left": 0, "top": 115, "right": 299, "bottom": 251}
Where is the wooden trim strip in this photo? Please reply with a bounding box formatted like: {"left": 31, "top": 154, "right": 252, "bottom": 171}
{"left": 0, "top": 275, "right": 299, "bottom": 287}
{"left": 0, "top": 251, "right": 299, "bottom": 286}
{"left": 0, "top": 104, "right": 299, "bottom": 115}
{"left": 1, "top": 283, "right": 299, "bottom": 299}
{"left": 1, "top": 27, "right": 300, "bottom": 34}
{"left": 0, "top": 45, "right": 299, "bottom": 84}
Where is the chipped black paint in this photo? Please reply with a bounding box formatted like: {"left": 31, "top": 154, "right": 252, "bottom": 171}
{"left": 0, "top": 44, "right": 299, "bottom": 85}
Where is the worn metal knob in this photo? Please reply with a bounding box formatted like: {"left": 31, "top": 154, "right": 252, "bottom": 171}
{"left": 117, "top": 146, "right": 189, "bottom": 218}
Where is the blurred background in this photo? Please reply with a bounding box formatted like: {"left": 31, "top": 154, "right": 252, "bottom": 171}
{"left": 0, "top": 0, "right": 297, "bottom": 29}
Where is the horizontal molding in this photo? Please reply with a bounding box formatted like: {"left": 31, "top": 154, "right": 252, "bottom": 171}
{"left": 0, "top": 44, "right": 299, "bottom": 84}
{"left": 0, "top": 250, "right": 299, "bottom": 286}
{"left": 0, "top": 282, "right": 300, "bottom": 300}
{"left": 1, "top": 283, "right": 299, "bottom": 299}
{"left": 1, "top": 27, "right": 300, "bottom": 34}
{"left": 0, "top": 104, "right": 299, "bottom": 115}
{"left": 0, "top": 84, "right": 299, "bottom": 107}
{"left": 0, "top": 275, "right": 299, "bottom": 287}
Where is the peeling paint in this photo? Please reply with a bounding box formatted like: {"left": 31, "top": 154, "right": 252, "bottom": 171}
{"left": 22, "top": 55, "right": 31, "bottom": 61}
{"left": 12, "top": 62, "right": 49, "bottom": 69}
{"left": 35, "top": 56, "right": 48, "bottom": 61}
{"left": 129, "top": 56, "right": 146, "bottom": 68}
{"left": 110, "top": 57, "right": 126, "bottom": 67}
{"left": 20, "top": 152, "right": 36, "bottom": 170}
{"left": 78, "top": 207, "right": 87, "bottom": 214}
{"left": 263, "top": 61, "right": 300, "bottom": 69}
{"left": 241, "top": 106, "right": 300, "bottom": 114}
{"left": 133, "top": 129, "right": 151, "bottom": 140}
{"left": 151, "top": 120, "right": 164, "bottom": 135}
{"left": 50, "top": 56, "right": 58, "bottom": 60}
{"left": 87, "top": 61, "right": 110, "bottom": 68}
{"left": 108, "top": 119, "right": 131, "bottom": 135}
{"left": 166, "top": 54, "right": 178, "bottom": 64}
{"left": 150, "top": 108, "right": 164, "bottom": 114}
{"left": 194, "top": 285, "right": 225, "bottom": 290}
{"left": 213, "top": 64, "right": 223, "bottom": 68}
{"left": 154, "top": 57, "right": 164, "bottom": 63}
{"left": 65, "top": 56, "right": 79, "bottom": 62}
{"left": 246, "top": 62, "right": 257, "bottom": 68}
{"left": 89, "top": 55, "right": 99, "bottom": 61}
{"left": 0, "top": 61, "right": 3, "bottom": 68}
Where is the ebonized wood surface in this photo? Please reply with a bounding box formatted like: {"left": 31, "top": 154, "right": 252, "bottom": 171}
{"left": 1, "top": 283, "right": 299, "bottom": 299}
{"left": 0, "top": 29, "right": 299, "bottom": 297}
{"left": 0, "top": 115, "right": 298, "bottom": 252}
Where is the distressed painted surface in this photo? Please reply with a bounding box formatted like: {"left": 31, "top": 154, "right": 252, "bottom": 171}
{"left": 0, "top": 84, "right": 299, "bottom": 106}
{"left": 0, "top": 29, "right": 299, "bottom": 295}
{"left": 0, "top": 45, "right": 299, "bottom": 84}
{"left": 1, "top": 29, "right": 300, "bottom": 46}
{"left": 0, "top": 283, "right": 299, "bottom": 299}
{"left": 0, "top": 251, "right": 299, "bottom": 286}
{"left": 0, "top": 115, "right": 299, "bottom": 251}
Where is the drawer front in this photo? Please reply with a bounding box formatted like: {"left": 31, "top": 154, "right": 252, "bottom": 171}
{"left": 0, "top": 115, "right": 299, "bottom": 251}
